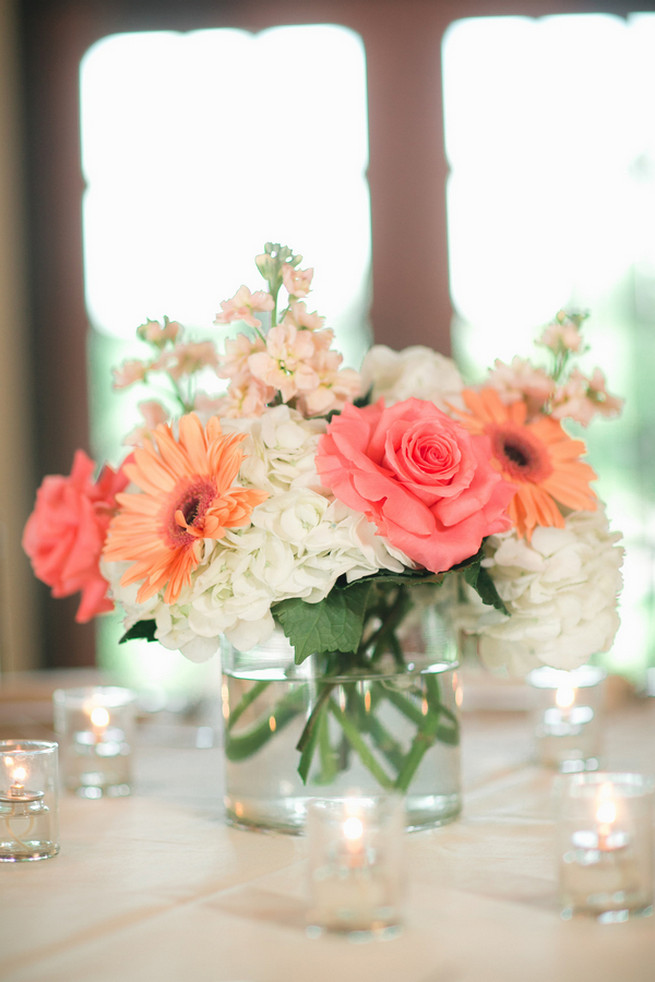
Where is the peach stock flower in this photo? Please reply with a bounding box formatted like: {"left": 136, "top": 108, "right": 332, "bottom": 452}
{"left": 282, "top": 264, "right": 314, "bottom": 298}
{"left": 316, "top": 398, "right": 515, "bottom": 573}
{"left": 22, "top": 451, "right": 129, "bottom": 622}
{"left": 456, "top": 387, "right": 597, "bottom": 539}
{"left": 551, "top": 367, "right": 624, "bottom": 427}
{"left": 248, "top": 323, "right": 319, "bottom": 401}
{"left": 214, "top": 285, "right": 274, "bottom": 328}
{"left": 112, "top": 359, "right": 152, "bottom": 389}
{"left": 487, "top": 357, "right": 555, "bottom": 418}
{"left": 103, "top": 413, "right": 268, "bottom": 604}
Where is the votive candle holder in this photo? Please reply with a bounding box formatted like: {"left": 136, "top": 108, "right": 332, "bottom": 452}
{"left": 557, "top": 771, "right": 654, "bottom": 923}
{"left": 53, "top": 686, "right": 137, "bottom": 798}
{"left": 0, "top": 740, "right": 59, "bottom": 861}
{"left": 528, "top": 665, "right": 605, "bottom": 772}
{"left": 306, "top": 794, "right": 406, "bottom": 939}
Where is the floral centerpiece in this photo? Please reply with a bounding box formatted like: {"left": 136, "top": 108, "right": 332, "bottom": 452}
{"left": 23, "top": 244, "right": 624, "bottom": 830}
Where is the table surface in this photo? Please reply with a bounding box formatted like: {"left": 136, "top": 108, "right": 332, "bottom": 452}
{"left": 1, "top": 669, "right": 654, "bottom": 982}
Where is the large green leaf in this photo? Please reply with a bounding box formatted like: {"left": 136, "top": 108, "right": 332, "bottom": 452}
{"left": 272, "top": 579, "right": 374, "bottom": 664}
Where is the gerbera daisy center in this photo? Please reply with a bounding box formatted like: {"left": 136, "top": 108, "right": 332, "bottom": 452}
{"left": 167, "top": 478, "right": 217, "bottom": 545}
{"left": 491, "top": 425, "right": 553, "bottom": 484}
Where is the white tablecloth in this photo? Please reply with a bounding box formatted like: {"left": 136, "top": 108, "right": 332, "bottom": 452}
{"left": 1, "top": 672, "right": 654, "bottom": 982}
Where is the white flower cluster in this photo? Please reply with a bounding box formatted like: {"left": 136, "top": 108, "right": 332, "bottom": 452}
{"left": 106, "top": 405, "right": 410, "bottom": 661}
{"left": 359, "top": 345, "right": 464, "bottom": 410}
{"left": 455, "top": 504, "right": 624, "bottom": 675}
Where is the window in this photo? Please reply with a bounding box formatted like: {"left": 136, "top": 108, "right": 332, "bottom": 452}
{"left": 79, "top": 23, "right": 371, "bottom": 696}
{"left": 443, "top": 13, "right": 655, "bottom": 680}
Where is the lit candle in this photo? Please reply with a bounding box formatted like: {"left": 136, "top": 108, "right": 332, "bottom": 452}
{"left": 8, "top": 763, "right": 28, "bottom": 798}
{"left": 89, "top": 704, "right": 111, "bottom": 743}
{"left": 341, "top": 810, "right": 367, "bottom": 870}
{"left": 0, "top": 741, "right": 59, "bottom": 862}
{"left": 528, "top": 666, "right": 604, "bottom": 771}
{"left": 53, "top": 686, "right": 136, "bottom": 797}
{"left": 555, "top": 683, "right": 575, "bottom": 720}
{"left": 558, "top": 773, "right": 653, "bottom": 921}
{"left": 595, "top": 782, "right": 620, "bottom": 851}
{"left": 306, "top": 796, "right": 405, "bottom": 936}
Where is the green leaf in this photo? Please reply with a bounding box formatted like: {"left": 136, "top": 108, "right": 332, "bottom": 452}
{"left": 119, "top": 620, "right": 158, "bottom": 644}
{"left": 462, "top": 560, "right": 509, "bottom": 616}
{"left": 272, "top": 580, "right": 374, "bottom": 664}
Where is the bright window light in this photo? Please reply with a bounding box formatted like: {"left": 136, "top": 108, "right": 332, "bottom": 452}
{"left": 79, "top": 25, "right": 371, "bottom": 367}
{"left": 78, "top": 24, "right": 370, "bottom": 696}
{"left": 442, "top": 13, "right": 655, "bottom": 680}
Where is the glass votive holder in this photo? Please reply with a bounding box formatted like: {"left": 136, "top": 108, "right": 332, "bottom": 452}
{"left": 53, "top": 686, "right": 137, "bottom": 798}
{"left": 306, "top": 795, "right": 406, "bottom": 939}
{"left": 557, "top": 772, "right": 654, "bottom": 923}
{"left": 527, "top": 665, "right": 605, "bottom": 772}
{"left": 0, "top": 741, "right": 59, "bottom": 861}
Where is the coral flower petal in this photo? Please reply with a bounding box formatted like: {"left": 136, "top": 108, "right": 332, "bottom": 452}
{"left": 456, "top": 388, "right": 597, "bottom": 539}
{"left": 103, "top": 413, "right": 267, "bottom": 603}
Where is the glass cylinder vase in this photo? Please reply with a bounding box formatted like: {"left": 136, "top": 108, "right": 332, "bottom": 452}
{"left": 220, "top": 595, "right": 461, "bottom": 833}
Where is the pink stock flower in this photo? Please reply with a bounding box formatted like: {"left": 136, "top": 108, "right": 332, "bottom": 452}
{"left": 123, "top": 401, "right": 170, "bottom": 446}
{"left": 112, "top": 359, "right": 151, "bottom": 389}
{"left": 248, "top": 323, "right": 319, "bottom": 402}
{"left": 538, "top": 320, "right": 585, "bottom": 354}
{"left": 167, "top": 341, "right": 219, "bottom": 380}
{"left": 283, "top": 301, "right": 324, "bottom": 332}
{"left": 552, "top": 367, "right": 624, "bottom": 426}
{"left": 22, "top": 451, "right": 130, "bottom": 622}
{"left": 316, "top": 398, "right": 514, "bottom": 573}
{"left": 296, "top": 353, "right": 361, "bottom": 417}
{"left": 217, "top": 333, "right": 267, "bottom": 383}
{"left": 214, "top": 379, "right": 274, "bottom": 418}
{"left": 487, "top": 357, "right": 555, "bottom": 418}
{"left": 137, "top": 318, "right": 181, "bottom": 345}
{"left": 282, "top": 264, "right": 314, "bottom": 298}
{"left": 214, "top": 285, "right": 274, "bottom": 328}
{"left": 192, "top": 392, "right": 232, "bottom": 419}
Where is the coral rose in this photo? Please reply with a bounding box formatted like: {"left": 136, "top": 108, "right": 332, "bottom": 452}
{"left": 23, "top": 450, "right": 129, "bottom": 622}
{"left": 316, "top": 398, "right": 515, "bottom": 573}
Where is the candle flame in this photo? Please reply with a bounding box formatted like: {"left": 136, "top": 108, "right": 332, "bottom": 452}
{"left": 343, "top": 815, "right": 364, "bottom": 842}
{"left": 555, "top": 685, "right": 575, "bottom": 710}
{"left": 12, "top": 765, "right": 27, "bottom": 786}
{"left": 90, "top": 706, "right": 110, "bottom": 729}
{"left": 596, "top": 782, "right": 617, "bottom": 828}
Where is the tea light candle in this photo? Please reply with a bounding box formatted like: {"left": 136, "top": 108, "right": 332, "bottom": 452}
{"left": 558, "top": 772, "right": 654, "bottom": 922}
{"left": 53, "top": 686, "right": 137, "bottom": 798}
{"left": 306, "top": 795, "right": 405, "bottom": 937}
{"left": 527, "top": 665, "right": 605, "bottom": 771}
{"left": 0, "top": 741, "right": 59, "bottom": 861}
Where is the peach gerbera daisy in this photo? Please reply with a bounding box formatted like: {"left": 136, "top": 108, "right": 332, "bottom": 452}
{"left": 456, "top": 387, "right": 597, "bottom": 539}
{"left": 103, "top": 413, "right": 267, "bottom": 604}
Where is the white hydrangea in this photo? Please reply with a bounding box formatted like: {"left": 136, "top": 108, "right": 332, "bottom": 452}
{"left": 104, "top": 403, "right": 411, "bottom": 660}
{"left": 359, "top": 344, "right": 464, "bottom": 410}
{"left": 455, "top": 505, "right": 624, "bottom": 676}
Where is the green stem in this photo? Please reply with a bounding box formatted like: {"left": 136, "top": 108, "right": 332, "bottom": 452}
{"left": 327, "top": 697, "right": 395, "bottom": 789}
{"left": 350, "top": 685, "right": 405, "bottom": 771}
{"left": 224, "top": 686, "right": 305, "bottom": 762}
{"left": 317, "top": 709, "right": 341, "bottom": 784}
{"left": 360, "top": 586, "right": 413, "bottom": 667}
{"left": 295, "top": 680, "right": 336, "bottom": 754}
{"left": 225, "top": 678, "right": 271, "bottom": 731}
{"left": 393, "top": 674, "right": 459, "bottom": 792}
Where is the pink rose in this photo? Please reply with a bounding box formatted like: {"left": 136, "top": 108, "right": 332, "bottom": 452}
{"left": 22, "top": 451, "right": 129, "bottom": 622}
{"left": 316, "top": 398, "right": 515, "bottom": 573}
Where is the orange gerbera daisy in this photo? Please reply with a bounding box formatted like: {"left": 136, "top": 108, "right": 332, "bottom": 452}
{"left": 103, "top": 413, "right": 267, "bottom": 604}
{"left": 456, "top": 388, "right": 597, "bottom": 539}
